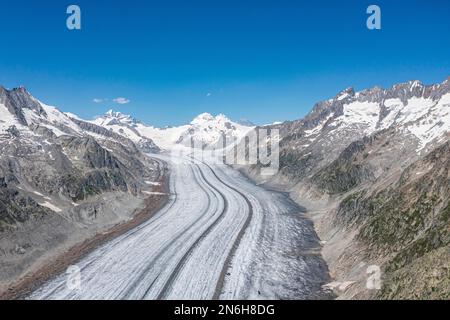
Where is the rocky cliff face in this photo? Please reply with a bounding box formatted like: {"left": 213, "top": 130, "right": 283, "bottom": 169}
{"left": 0, "top": 178, "right": 50, "bottom": 233}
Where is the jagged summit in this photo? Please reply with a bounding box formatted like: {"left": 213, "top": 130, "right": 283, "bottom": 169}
{"left": 105, "top": 109, "right": 121, "bottom": 117}
{"left": 334, "top": 87, "right": 355, "bottom": 101}
{"left": 105, "top": 109, "right": 138, "bottom": 122}
{"left": 93, "top": 109, "right": 141, "bottom": 127}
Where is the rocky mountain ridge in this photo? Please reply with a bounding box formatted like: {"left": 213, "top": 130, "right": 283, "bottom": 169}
{"left": 242, "top": 77, "right": 450, "bottom": 299}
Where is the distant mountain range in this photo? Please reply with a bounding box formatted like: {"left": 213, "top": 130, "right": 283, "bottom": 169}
{"left": 90, "top": 110, "right": 253, "bottom": 150}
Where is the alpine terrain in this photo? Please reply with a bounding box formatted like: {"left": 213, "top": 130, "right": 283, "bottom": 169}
{"left": 1, "top": 77, "right": 449, "bottom": 300}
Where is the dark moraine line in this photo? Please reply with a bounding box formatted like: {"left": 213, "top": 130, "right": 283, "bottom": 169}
{"left": 202, "top": 163, "right": 254, "bottom": 300}
{"left": 156, "top": 162, "right": 230, "bottom": 299}
{"left": 157, "top": 158, "right": 254, "bottom": 300}
{"left": 126, "top": 162, "right": 216, "bottom": 299}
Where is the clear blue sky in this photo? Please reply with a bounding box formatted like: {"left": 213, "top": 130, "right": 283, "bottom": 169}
{"left": 0, "top": 0, "right": 449, "bottom": 126}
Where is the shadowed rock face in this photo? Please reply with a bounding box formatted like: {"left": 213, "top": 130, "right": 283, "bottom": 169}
{"left": 0, "top": 178, "right": 50, "bottom": 232}
{"left": 69, "top": 117, "right": 160, "bottom": 152}
{"left": 0, "top": 131, "right": 142, "bottom": 209}
{"left": 310, "top": 137, "right": 376, "bottom": 194}
{"left": 58, "top": 136, "right": 121, "bottom": 170}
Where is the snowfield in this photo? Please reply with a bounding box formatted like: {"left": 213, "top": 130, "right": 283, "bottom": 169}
{"left": 29, "top": 154, "right": 329, "bottom": 300}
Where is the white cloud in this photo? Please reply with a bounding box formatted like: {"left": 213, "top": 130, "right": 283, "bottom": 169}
{"left": 93, "top": 98, "right": 105, "bottom": 103}
{"left": 113, "top": 97, "right": 130, "bottom": 104}
{"left": 206, "top": 92, "right": 212, "bottom": 97}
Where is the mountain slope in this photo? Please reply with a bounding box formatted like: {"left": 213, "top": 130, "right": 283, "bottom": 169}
{"left": 0, "top": 86, "right": 163, "bottom": 291}
{"left": 240, "top": 77, "right": 450, "bottom": 299}
{"left": 332, "top": 139, "right": 450, "bottom": 299}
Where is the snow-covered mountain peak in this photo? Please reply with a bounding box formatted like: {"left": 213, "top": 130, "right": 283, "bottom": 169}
{"left": 176, "top": 112, "right": 254, "bottom": 148}
{"left": 409, "top": 80, "right": 423, "bottom": 89}
{"left": 93, "top": 109, "right": 140, "bottom": 127}
{"left": 190, "top": 112, "right": 236, "bottom": 126}
{"left": 187, "top": 112, "right": 252, "bottom": 134}
{"left": 105, "top": 109, "right": 120, "bottom": 117}
{"left": 191, "top": 112, "right": 215, "bottom": 124}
